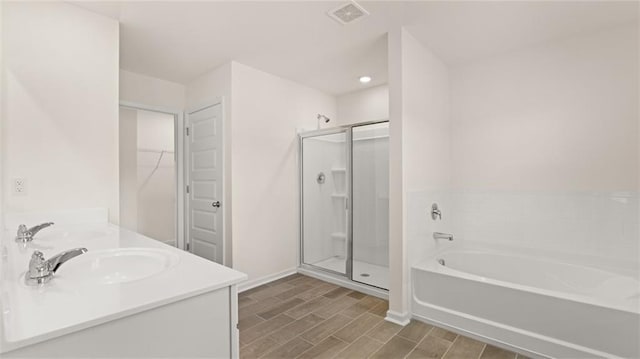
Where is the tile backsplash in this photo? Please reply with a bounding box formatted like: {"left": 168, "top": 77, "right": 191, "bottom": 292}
{"left": 407, "top": 190, "right": 639, "bottom": 265}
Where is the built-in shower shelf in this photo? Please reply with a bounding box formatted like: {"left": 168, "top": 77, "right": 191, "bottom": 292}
{"left": 331, "top": 232, "right": 346, "bottom": 239}
{"left": 331, "top": 193, "right": 347, "bottom": 199}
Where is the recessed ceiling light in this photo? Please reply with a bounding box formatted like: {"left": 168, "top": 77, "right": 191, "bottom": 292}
{"left": 359, "top": 76, "right": 372, "bottom": 84}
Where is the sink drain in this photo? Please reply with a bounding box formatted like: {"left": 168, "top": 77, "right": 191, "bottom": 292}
{"left": 360, "top": 273, "right": 370, "bottom": 277}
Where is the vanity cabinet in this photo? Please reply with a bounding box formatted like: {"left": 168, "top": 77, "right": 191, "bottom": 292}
{"left": 0, "top": 211, "right": 246, "bottom": 358}
{"left": 2, "top": 286, "right": 239, "bottom": 358}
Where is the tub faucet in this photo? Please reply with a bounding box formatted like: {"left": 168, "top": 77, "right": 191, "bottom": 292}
{"left": 431, "top": 203, "right": 442, "bottom": 220}
{"left": 25, "top": 248, "right": 87, "bottom": 285}
{"left": 433, "top": 232, "right": 454, "bottom": 241}
{"left": 15, "top": 222, "right": 54, "bottom": 243}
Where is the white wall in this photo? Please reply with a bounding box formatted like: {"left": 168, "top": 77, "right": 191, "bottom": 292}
{"left": 449, "top": 24, "right": 639, "bottom": 264}
{"left": 1, "top": 2, "right": 119, "bottom": 224}
{"left": 387, "top": 29, "right": 405, "bottom": 320}
{"left": 120, "top": 70, "right": 185, "bottom": 111}
{"left": 187, "top": 63, "right": 232, "bottom": 111}
{"left": 337, "top": 85, "right": 389, "bottom": 126}
{"left": 452, "top": 24, "right": 638, "bottom": 192}
{"left": 186, "top": 62, "right": 337, "bottom": 283}
{"left": 231, "top": 62, "right": 337, "bottom": 285}
{"left": 0, "top": 1, "right": 5, "bottom": 345}
{"left": 401, "top": 26, "right": 453, "bottom": 270}
{"left": 388, "top": 28, "right": 452, "bottom": 321}
{"left": 1, "top": 1, "right": 5, "bottom": 230}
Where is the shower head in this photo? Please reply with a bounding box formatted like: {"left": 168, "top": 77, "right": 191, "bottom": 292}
{"left": 317, "top": 114, "right": 331, "bottom": 123}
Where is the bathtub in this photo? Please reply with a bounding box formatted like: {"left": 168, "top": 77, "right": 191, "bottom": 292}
{"left": 412, "top": 247, "right": 640, "bottom": 358}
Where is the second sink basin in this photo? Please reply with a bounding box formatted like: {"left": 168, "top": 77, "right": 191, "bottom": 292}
{"left": 56, "top": 248, "right": 180, "bottom": 285}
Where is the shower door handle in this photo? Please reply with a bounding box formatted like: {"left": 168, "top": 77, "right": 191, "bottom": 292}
{"left": 212, "top": 201, "right": 221, "bottom": 208}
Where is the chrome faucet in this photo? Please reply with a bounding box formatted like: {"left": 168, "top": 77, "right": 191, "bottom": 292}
{"left": 431, "top": 203, "right": 442, "bottom": 220}
{"left": 25, "top": 248, "right": 87, "bottom": 285}
{"left": 433, "top": 232, "right": 454, "bottom": 241}
{"left": 15, "top": 222, "right": 54, "bottom": 243}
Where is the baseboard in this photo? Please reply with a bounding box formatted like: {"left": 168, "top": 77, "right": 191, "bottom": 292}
{"left": 385, "top": 310, "right": 411, "bottom": 326}
{"left": 238, "top": 268, "right": 297, "bottom": 292}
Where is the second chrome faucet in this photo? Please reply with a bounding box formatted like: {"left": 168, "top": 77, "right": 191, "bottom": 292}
{"left": 15, "top": 222, "right": 54, "bottom": 243}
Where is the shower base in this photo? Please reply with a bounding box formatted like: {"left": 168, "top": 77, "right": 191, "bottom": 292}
{"left": 312, "top": 256, "right": 389, "bottom": 290}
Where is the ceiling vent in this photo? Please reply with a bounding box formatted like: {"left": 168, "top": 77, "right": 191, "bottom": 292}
{"left": 328, "top": 1, "right": 369, "bottom": 25}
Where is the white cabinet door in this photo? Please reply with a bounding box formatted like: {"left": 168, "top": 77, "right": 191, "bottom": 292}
{"left": 186, "top": 103, "right": 223, "bottom": 264}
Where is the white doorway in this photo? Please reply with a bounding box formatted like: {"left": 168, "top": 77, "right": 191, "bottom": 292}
{"left": 185, "top": 102, "right": 224, "bottom": 264}
{"left": 119, "top": 104, "right": 184, "bottom": 249}
{"left": 118, "top": 101, "right": 224, "bottom": 265}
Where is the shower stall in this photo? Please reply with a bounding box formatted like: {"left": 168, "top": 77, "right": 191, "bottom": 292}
{"left": 299, "top": 121, "right": 389, "bottom": 290}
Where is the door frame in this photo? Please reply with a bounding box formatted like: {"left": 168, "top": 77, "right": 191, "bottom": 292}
{"left": 119, "top": 101, "right": 185, "bottom": 250}
{"left": 298, "top": 126, "right": 353, "bottom": 279}
{"left": 184, "top": 97, "right": 226, "bottom": 265}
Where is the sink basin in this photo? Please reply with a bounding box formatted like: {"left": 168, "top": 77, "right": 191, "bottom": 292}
{"left": 55, "top": 248, "right": 180, "bottom": 285}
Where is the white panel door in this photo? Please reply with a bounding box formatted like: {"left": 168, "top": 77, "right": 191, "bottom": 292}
{"left": 186, "top": 104, "right": 223, "bottom": 264}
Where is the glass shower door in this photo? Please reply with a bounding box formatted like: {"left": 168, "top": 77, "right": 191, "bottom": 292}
{"left": 300, "top": 130, "right": 349, "bottom": 275}
{"left": 351, "top": 122, "right": 389, "bottom": 289}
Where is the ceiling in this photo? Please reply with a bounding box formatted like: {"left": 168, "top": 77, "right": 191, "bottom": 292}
{"left": 72, "top": 1, "right": 638, "bottom": 96}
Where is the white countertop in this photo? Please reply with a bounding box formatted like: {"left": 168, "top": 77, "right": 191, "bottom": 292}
{"left": 0, "top": 222, "right": 247, "bottom": 353}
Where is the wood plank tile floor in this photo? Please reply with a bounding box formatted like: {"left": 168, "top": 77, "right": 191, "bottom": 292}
{"left": 239, "top": 274, "right": 527, "bottom": 359}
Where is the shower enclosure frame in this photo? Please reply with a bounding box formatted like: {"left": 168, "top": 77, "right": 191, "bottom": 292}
{"left": 298, "top": 119, "right": 389, "bottom": 290}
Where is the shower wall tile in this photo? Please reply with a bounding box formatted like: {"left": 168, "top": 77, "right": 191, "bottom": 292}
{"left": 449, "top": 191, "right": 639, "bottom": 263}
{"left": 407, "top": 189, "right": 639, "bottom": 272}
{"left": 406, "top": 190, "right": 454, "bottom": 268}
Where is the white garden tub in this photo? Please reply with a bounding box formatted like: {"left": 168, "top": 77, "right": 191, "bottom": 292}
{"left": 412, "top": 248, "right": 640, "bottom": 358}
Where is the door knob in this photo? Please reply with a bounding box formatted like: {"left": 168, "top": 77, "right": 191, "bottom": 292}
{"left": 212, "top": 201, "right": 221, "bottom": 208}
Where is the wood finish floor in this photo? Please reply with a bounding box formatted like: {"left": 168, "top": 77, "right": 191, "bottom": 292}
{"left": 239, "top": 274, "right": 526, "bottom": 359}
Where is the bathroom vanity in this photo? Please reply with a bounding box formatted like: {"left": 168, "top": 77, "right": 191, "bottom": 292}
{"left": 0, "top": 209, "right": 246, "bottom": 358}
